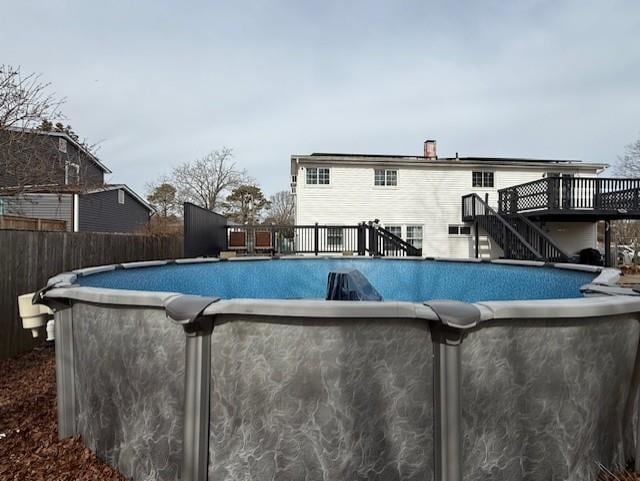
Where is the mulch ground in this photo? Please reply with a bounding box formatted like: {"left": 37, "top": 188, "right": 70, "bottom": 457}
{"left": 0, "top": 347, "right": 128, "bottom": 481}
{"left": 1, "top": 347, "right": 639, "bottom": 480}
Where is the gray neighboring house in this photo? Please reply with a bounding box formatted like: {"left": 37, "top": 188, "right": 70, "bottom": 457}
{"left": 0, "top": 185, "right": 154, "bottom": 233}
{"left": 0, "top": 127, "right": 111, "bottom": 187}
{"left": 0, "top": 127, "right": 155, "bottom": 233}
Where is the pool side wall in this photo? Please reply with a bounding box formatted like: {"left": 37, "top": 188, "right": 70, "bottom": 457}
{"left": 207, "top": 316, "right": 435, "bottom": 481}
{"left": 65, "top": 303, "right": 186, "bottom": 481}
{"left": 462, "top": 317, "right": 640, "bottom": 481}
{"left": 44, "top": 258, "right": 640, "bottom": 481}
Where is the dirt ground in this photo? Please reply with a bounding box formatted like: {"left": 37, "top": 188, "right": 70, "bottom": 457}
{"left": 0, "top": 347, "right": 128, "bottom": 481}
{"left": 1, "top": 347, "right": 638, "bottom": 480}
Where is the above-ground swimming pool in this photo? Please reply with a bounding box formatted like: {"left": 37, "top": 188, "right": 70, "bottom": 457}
{"left": 38, "top": 256, "right": 640, "bottom": 481}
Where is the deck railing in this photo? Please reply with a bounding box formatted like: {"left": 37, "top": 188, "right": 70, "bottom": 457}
{"left": 224, "top": 222, "right": 422, "bottom": 257}
{"left": 498, "top": 177, "right": 640, "bottom": 214}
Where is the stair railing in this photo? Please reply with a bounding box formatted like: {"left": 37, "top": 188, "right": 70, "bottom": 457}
{"left": 509, "top": 214, "right": 569, "bottom": 262}
{"left": 462, "top": 194, "right": 544, "bottom": 261}
{"left": 364, "top": 221, "right": 422, "bottom": 257}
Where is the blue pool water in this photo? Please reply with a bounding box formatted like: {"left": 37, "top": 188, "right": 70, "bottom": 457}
{"left": 76, "top": 258, "right": 596, "bottom": 303}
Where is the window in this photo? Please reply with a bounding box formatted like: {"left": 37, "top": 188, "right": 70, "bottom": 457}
{"left": 306, "top": 168, "right": 317, "bottom": 184}
{"left": 374, "top": 169, "right": 398, "bottom": 186}
{"left": 383, "top": 225, "right": 402, "bottom": 251}
{"left": 327, "top": 227, "right": 342, "bottom": 248}
{"left": 385, "top": 225, "right": 402, "bottom": 237}
{"left": 318, "top": 168, "right": 330, "bottom": 184}
{"left": 306, "top": 167, "right": 330, "bottom": 185}
{"left": 58, "top": 138, "right": 67, "bottom": 153}
{"left": 472, "top": 171, "right": 494, "bottom": 188}
{"left": 448, "top": 225, "right": 472, "bottom": 236}
{"left": 406, "top": 225, "right": 423, "bottom": 249}
{"left": 117, "top": 189, "right": 125, "bottom": 204}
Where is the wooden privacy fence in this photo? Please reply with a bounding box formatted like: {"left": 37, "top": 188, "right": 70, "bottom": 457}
{"left": 0, "top": 230, "right": 183, "bottom": 359}
{"left": 0, "top": 214, "right": 67, "bottom": 231}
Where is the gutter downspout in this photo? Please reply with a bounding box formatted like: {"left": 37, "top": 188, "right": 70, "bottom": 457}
{"left": 73, "top": 194, "right": 79, "bottom": 232}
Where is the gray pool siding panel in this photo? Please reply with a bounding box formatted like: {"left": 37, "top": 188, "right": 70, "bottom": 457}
{"left": 208, "top": 317, "right": 435, "bottom": 481}
{"left": 78, "top": 189, "right": 150, "bottom": 233}
{"left": 71, "top": 303, "right": 185, "bottom": 481}
{"left": 461, "top": 317, "right": 640, "bottom": 481}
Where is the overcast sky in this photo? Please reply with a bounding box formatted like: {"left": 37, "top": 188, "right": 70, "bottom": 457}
{"left": 2, "top": 0, "right": 639, "bottom": 195}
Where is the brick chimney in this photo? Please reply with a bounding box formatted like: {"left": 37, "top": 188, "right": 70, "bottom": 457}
{"left": 424, "top": 140, "right": 437, "bottom": 159}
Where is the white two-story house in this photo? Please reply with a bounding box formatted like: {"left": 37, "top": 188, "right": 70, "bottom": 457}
{"left": 291, "top": 140, "right": 607, "bottom": 259}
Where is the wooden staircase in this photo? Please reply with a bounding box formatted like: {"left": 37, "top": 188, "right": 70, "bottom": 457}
{"left": 462, "top": 194, "right": 569, "bottom": 262}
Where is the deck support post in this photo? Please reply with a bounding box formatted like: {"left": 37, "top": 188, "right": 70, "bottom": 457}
{"left": 604, "top": 220, "right": 611, "bottom": 267}
{"left": 314, "top": 222, "right": 319, "bottom": 256}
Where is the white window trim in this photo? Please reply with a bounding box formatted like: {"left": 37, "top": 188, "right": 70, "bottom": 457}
{"left": 406, "top": 225, "right": 423, "bottom": 248}
{"left": 117, "top": 189, "right": 125, "bottom": 204}
{"left": 374, "top": 168, "right": 398, "bottom": 187}
{"left": 305, "top": 166, "right": 331, "bottom": 187}
{"left": 448, "top": 224, "right": 472, "bottom": 237}
{"left": 472, "top": 170, "right": 496, "bottom": 190}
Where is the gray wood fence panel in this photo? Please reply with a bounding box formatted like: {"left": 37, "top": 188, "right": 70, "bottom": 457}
{"left": 0, "top": 230, "right": 183, "bottom": 359}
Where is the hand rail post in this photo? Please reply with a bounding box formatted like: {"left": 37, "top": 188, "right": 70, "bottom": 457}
{"left": 368, "top": 222, "right": 377, "bottom": 256}
{"left": 474, "top": 220, "right": 479, "bottom": 259}
{"left": 503, "top": 225, "right": 508, "bottom": 257}
{"left": 604, "top": 220, "right": 612, "bottom": 267}
{"left": 357, "top": 223, "right": 364, "bottom": 256}
{"left": 314, "top": 222, "right": 319, "bottom": 256}
{"left": 548, "top": 176, "right": 558, "bottom": 210}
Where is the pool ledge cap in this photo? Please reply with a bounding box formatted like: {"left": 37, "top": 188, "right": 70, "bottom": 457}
{"left": 424, "top": 300, "right": 481, "bottom": 329}
{"left": 164, "top": 295, "right": 220, "bottom": 335}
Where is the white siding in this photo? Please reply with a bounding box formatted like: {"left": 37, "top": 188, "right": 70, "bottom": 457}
{"left": 545, "top": 222, "right": 597, "bottom": 254}
{"left": 295, "top": 161, "right": 599, "bottom": 258}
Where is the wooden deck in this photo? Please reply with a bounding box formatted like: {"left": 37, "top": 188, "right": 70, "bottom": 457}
{"left": 497, "top": 177, "right": 640, "bottom": 220}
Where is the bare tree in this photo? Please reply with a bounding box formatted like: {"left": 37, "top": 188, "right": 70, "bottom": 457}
{"left": 0, "top": 65, "right": 63, "bottom": 130}
{"left": 0, "top": 65, "right": 71, "bottom": 192}
{"left": 615, "top": 134, "right": 640, "bottom": 177}
{"left": 169, "top": 148, "right": 247, "bottom": 211}
{"left": 264, "top": 190, "right": 295, "bottom": 225}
